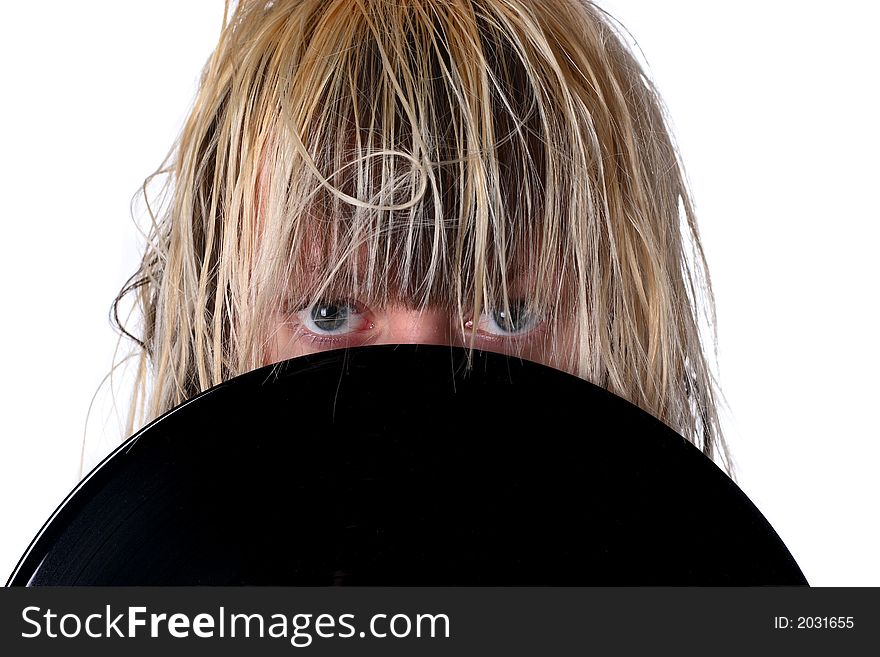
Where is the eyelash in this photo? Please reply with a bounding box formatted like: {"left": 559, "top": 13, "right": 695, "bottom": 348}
{"left": 467, "top": 303, "right": 542, "bottom": 340}
{"left": 292, "top": 300, "right": 374, "bottom": 345}
{"left": 285, "top": 299, "right": 544, "bottom": 345}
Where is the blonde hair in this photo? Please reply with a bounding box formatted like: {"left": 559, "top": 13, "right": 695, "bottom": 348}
{"left": 115, "top": 0, "right": 732, "bottom": 472}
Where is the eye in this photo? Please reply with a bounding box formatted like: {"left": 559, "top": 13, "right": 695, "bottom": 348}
{"left": 296, "top": 299, "right": 371, "bottom": 337}
{"left": 472, "top": 299, "right": 541, "bottom": 337}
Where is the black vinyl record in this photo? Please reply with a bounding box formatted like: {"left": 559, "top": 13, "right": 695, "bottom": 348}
{"left": 8, "top": 345, "right": 806, "bottom": 585}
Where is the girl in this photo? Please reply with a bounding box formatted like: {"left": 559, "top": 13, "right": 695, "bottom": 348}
{"left": 115, "top": 0, "right": 731, "bottom": 473}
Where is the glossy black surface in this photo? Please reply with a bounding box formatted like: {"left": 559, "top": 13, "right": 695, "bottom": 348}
{"left": 9, "top": 345, "right": 807, "bottom": 585}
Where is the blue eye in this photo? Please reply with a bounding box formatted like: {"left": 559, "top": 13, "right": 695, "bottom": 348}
{"left": 482, "top": 300, "right": 540, "bottom": 336}
{"left": 298, "top": 300, "right": 362, "bottom": 335}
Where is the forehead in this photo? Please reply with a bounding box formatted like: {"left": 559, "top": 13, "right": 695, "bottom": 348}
{"left": 280, "top": 217, "right": 540, "bottom": 308}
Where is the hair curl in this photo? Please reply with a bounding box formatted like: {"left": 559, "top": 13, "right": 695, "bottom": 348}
{"left": 113, "top": 0, "right": 732, "bottom": 473}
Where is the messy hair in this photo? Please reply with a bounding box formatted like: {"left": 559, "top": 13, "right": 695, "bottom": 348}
{"left": 114, "top": 0, "right": 731, "bottom": 472}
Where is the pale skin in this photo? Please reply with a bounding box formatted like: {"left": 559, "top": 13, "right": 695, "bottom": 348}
{"left": 261, "top": 244, "right": 573, "bottom": 370}
{"left": 265, "top": 300, "right": 569, "bottom": 372}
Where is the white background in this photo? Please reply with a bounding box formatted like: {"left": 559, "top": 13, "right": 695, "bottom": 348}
{"left": 1, "top": 1, "right": 877, "bottom": 585}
